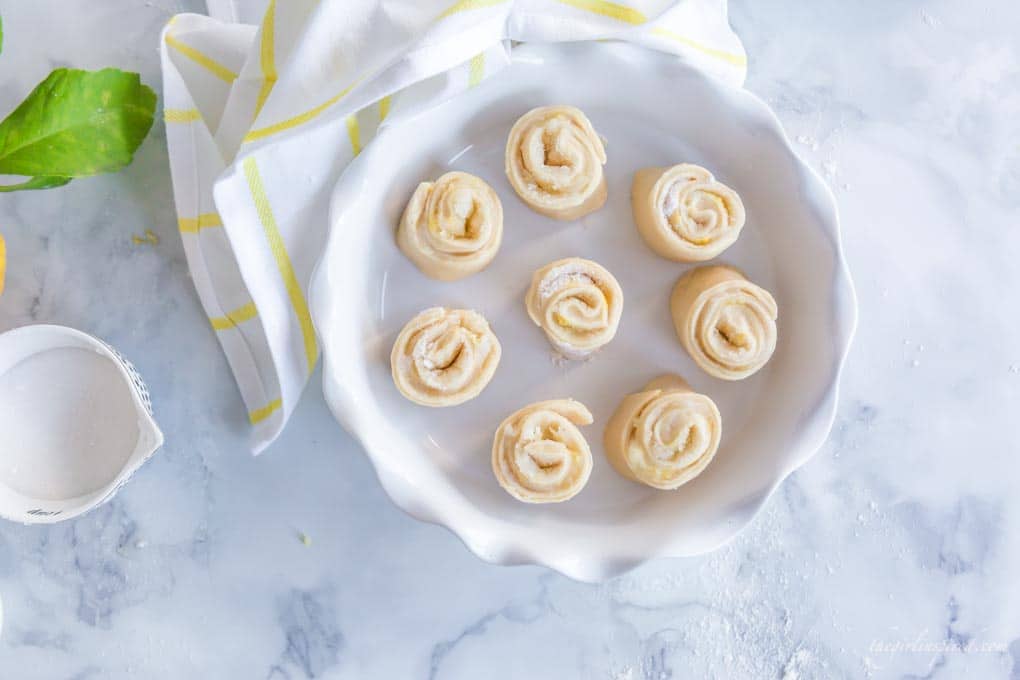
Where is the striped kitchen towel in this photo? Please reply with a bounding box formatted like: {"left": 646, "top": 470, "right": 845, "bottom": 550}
{"left": 160, "top": 0, "right": 746, "bottom": 453}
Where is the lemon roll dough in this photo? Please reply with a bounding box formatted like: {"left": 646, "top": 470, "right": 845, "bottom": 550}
{"left": 604, "top": 375, "right": 722, "bottom": 489}
{"left": 505, "top": 105, "right": 607, "bottom": 220}
{"left": 631, "top": 163, "right": 745, "bottom": 262}
{"left": 492, "top": 399, "right": 594, "bottom": 503}
{"left": 524, "top": 257, "right": 624, "bottom": 359}
{"left": 670, "top": 266, "right": 777, "bottom": 380}
{"left": 397, "top": 171, "right": 503, "bottom": 281}
{"left": 391, "top": 307, "right": 501, "bottom": 406}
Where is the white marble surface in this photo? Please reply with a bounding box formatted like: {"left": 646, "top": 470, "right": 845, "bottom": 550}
{"left": 0, "top": 1, "right": 1017, "bottom": 677}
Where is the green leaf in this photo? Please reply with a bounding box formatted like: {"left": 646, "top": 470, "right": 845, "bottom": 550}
{"left": 0, "top": 176, "right": 71, "bottom": 192}
{"left": 0, "top": 67, "right": 155, "bottom": 182}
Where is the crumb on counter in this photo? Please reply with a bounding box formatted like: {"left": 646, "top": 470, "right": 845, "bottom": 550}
{"left": 132, "top": 229, "right": 160, "bottom": 246}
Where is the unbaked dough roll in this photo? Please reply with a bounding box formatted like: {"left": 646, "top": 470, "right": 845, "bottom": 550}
{"left": 505, "top": 105, "right": 607, "bottom": 220}
{"left": 524, "top": 257, "right": 623, "bottom": 359}
{"left": 397, "top": 171, "right": 503, "bottom": 281}
{"left": 492, "top": 399, "right": 594, "bottom": 503}
{"left": 631, "top": 164, "right": 745, "bottom": 262}
{"left": 604, "top": 375, "right": 721, "bottom": 489}
{"left": 670, "top": 266, "right": 777, "bottom": 380}
{"left": 391, "top": 307, "right": 501, "bottom": 406}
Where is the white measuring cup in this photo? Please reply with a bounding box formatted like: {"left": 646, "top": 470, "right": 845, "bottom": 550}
{"left": 0, "top": 324, "right": 163, "bottom": 524}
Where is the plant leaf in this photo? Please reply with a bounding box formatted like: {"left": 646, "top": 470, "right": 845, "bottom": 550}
{"left": 0, "top": 176, "right": 72, "bottom": 192}
{"left": 0, "top": 67, "right": 155, "bottom": 180}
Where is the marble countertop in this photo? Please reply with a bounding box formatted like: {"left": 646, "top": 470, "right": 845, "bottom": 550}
{"left": 0, "top": 1, "right": 1018, "bottom": 678}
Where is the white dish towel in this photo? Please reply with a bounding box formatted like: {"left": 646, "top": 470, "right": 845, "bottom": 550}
{"left": 160, "top": 0, "right": 746, "bottom": 453}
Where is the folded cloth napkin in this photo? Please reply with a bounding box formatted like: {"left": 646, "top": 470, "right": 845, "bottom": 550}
{"left": 160, "top": 0, "right": 746, "bottom": 453}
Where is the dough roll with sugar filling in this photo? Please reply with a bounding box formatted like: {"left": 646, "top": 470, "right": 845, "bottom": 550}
{"left": 524, "top": 257, "right": 623, "bottom": 359}
{"left": 604, "top": 375, "right": 722, "bottom": 489}
{"left": 492, "top": 399, "right": 594, "bottom": 503}
{"left": 670, "top": 265, "right": 777, "bottom": 380}
{"left": 397, "top": 171, "right": 503, "bottom": 281}
{"left": 391, "top": 307, "right": 501, "bottom": 406}
{"left": 505, "top": 105, "right": 607, "bottom": 220}
{"left": 631, "top": 163, "right": 745, "bottom": 262}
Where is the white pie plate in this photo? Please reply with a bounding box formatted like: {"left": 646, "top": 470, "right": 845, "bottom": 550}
{"left": 310, "top": 42, "right": 856, "bottom": 582}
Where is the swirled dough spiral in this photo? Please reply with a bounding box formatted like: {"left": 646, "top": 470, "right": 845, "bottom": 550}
{"left": 525, "top": 257, "right": 624, "bottom": 359}
{"left": 671, "top": 266, "right": 777, "bottom": 380}
{"left": 505, "top": 105, "right": 607, "bottom": 220}
{"left": 391, "top": 307, "right": 501, "bottom": 406}
{"left": 604, "top": 375, "right": 722, "bottom": 489}
{"left": 492, "top": 399, "right": 594, "bottom": 503}
{"left": 396, "top": 171, "right": 503, "bottom": 281}
{"left": 631, "top": 164, "right": 745, "bottom": 262}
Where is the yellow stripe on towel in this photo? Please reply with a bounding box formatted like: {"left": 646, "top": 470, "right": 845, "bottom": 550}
{"left": 254, "top": 0, "right": 278, "bottom": 119}
{"left": 178, "top": 213, "right": 223, "bottom": 233}
{"left": 346, "top": 115, "right": 361, "bottom": 156}
{"left": 552, "top": 0, "right": 745, "bottom": 68}
{"left": 242, "top": 157, "right": 319, "bottom": 373}
{"left": 438, "top": 0, "right": 507, "bottom": 20}
{"left": 243, "top": 80, "right": 359, "bottom": 143}
{"left": 165, "top": 34, "right": 238, "bottom": 83}
{"left": 468, "top": 52, "right": 486, "bottom": 87}
{"left": 249, "top": 397, "right": 282, "bottom": 424}
{"left": 555, "top": 0, "right": 646, "bottom": 25}
{"left": 164, "top": 108, "right": 202, "bottom": 123}
{"left": 210, "top": 301, "right": 259, "bottom": 330}
{"left": 651, "top": 27, "right": 747, "bottom": 66}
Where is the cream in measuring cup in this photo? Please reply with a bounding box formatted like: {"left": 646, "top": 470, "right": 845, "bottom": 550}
{"left": 0, "top": 325, "right": 163, "bottom": 523}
